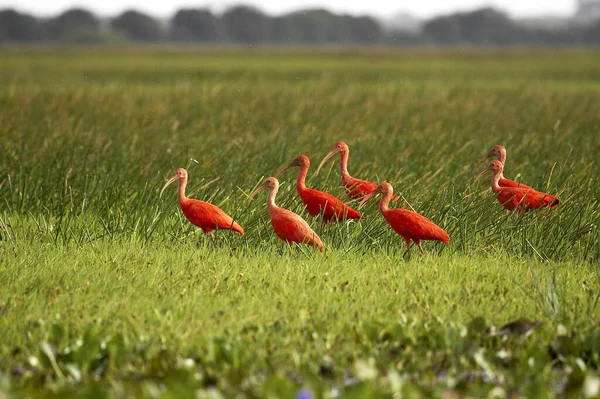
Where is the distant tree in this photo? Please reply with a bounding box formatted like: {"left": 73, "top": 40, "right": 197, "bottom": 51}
{"left": 270, "top": 16, "right": 291, "bottom": 43}
{"left": 423, "top": 14, "right": 462, "bottom": 44}
{"left": 222, "top": 5, "right": 269, "bottom": 43}
{"left": 287, "top": 9, "right": 344, "bottom": 44}
{"left": 423, "top": 8, "right": 517, "bottom": 45}
{"left": 310, "top": 9, "right": 346, "bottom": 42}
{"left": 347, "top": 15, "right": 383, "bottom": 43}
{"left": 282, "top": 11, "right": 322, "bottom": 43}
{"left": 46, "top": 8, "right": 100, "bottom": 41}
{"left": 111, "top": 10, "right": 162, "bottom": 42}
{"left": 0, "top": 9, "right": 45, "bottom": 42}
{"left": 270, "top": 10, "right": 382, "bottom": 45}
{"left": 582, "top": 19, "right": 600, "bottom": 45}
{"left": 458, "top": 8, "right": 515, "bottom": 45}
{"left": 386, "top": 29, "right": 425, "bottom": 46}
{"left": 171, "top": 8, "right": 222, "bottom": 42}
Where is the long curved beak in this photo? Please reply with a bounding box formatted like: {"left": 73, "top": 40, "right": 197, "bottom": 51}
{"left": 160, "top": 175, "right": 179, "bottom": 198}
{"left": 474, "top": 151, "right": 493, "bottom": 172}
{"left": 315, "top": 148, "right": 340, "bottom": 176}
{"left": 472, "top": 165, "right": 492, "bottom": 187}
{"left": 358, "top": 188, "right": 380, "bottom": 209}
{"left": 275, "top": 161, "right": 295, "bottom": 178}
{"left": 248, "top": 181, "right": 269, "bottom": 203}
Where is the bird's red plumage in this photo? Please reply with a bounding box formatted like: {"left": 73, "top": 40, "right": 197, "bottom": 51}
{"left": 344, "top": 177, "right": 400, "bottom": 202}
{"left": 477, "top": 160, "right": 559, "bottom": 213}
{"left": 383, "top": 208, "right": 450, "bottom": 244}
{"left": 343, "top": 177, "right": 378, "bottom": 200}
{"left": 270, "top": 207, "right": 324, "bottom": 251}
{"left": 360, "top": 182, "right": 449, "bottom": 254}
{"left": 161, "top": 168, "right": 244, "bottom": 238}
{"left": 299, "top": 188, "right": 362, "bottom": 223}
{"left": 180, "top": 198, "right": 244, "bottom": 235}
{"left": 494, "top": 188, "right": 559, "bottom": 212}
{"left": 498, "top": 178, "right": 532, "bottom": 190}
{"left": 281, "top": 154, "right": 362, "bottom": 223}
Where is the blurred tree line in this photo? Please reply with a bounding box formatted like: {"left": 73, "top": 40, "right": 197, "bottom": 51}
{"left": 0, "top": 5, "right": 599, "bottom": 46}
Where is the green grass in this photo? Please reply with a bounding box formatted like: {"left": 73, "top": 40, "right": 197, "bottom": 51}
{"left": 1, "top": 47, "right": 599, "bottom": 398}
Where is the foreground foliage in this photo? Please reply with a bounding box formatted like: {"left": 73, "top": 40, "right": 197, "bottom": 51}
{"left": 1, "top": 48, "right": 599, "bottom": 397}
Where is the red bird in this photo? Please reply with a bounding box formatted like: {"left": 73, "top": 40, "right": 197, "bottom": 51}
{"left": 316, "top": 141, "right": 399, "bottom": 201}
{"left": 277, "top": 155, "right": 363, "bottom": 223}
{"left": 474, "top": 160, "right": 559, "bottom": 212}
{"left": 248, "top": 177, "right": 324, "bottom": 251}
{"left": 475, "top": 145, "right": 531, "bottom": 189}
{"left": 160, "top": 168, "right": 244, "bottom": 239}
{"left": 359, "top": 182, "right": 450, "bottom": 255}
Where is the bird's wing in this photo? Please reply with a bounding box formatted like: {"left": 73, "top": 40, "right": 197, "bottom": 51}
{"left": 385, "top": 209, "right": 449, "bottom": 243}
{"left": 272, "top": 208, "right": 322, "bottom": 247}
{"left": 183, "top": 199, "right": 238, "bottom": 230}
{"left": 500, "top": 178, "right": 532, "bottom": 190}
{"left": 304, "top": 189, "right": 361, "bottom": 218}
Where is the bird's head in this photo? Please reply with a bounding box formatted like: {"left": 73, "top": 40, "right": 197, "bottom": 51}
{"left": 160, "top": 168, "right": 188, "bottom": 198}
{"left": 276, "top": 155, "right": 310, "bottom": 177}
{"left": 475, "top": 144, "right": 506, "bottom": 171}
{"left": 473, "top": 160, "right": 503, "bottom": 186}
{"left": 358, "top": 182, "right": 393, "bottom": 208}
{"left": 316, "top": 141, "right": 349, "bottom": 175}
{"left": 248, "top": 177, "right": 279, "bottom": 203}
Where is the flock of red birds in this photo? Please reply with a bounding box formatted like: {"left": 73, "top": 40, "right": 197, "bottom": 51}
{"left": 160, "top": 143, "right": 559, "bottom": 254}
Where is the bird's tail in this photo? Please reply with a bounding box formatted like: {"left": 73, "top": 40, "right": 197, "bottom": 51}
{"left": 312, "top": 233, "right": 325, "bottom": 252}
{"left": 231, "top": 221, "right": 245, "bottom": 235}
{"left": 539, "top": 194, "right": 560, "bottom": 210}
{"left": 345, "top": 206, "right": 363, "bottom": 220}
{"left": 437, "top": 228, "right": 450, "bottom": 244}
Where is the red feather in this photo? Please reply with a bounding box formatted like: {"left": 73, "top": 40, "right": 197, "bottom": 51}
{"left": 181, "top": 198, "right": 244, "bottom": 235}
{"left": 383, "top": 208, "right": 450, "bottom": 244}
{"left": 299, "top": 187, "right": 362, "bottom": 223}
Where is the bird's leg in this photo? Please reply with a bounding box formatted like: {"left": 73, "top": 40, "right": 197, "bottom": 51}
{"left": 403, "top": 237, "right": 412, "bottom": 257}
{"left": 210, "top": 231, "right": 216, "bottom": 242}
{"left": 415, "top": 240, "right": 425, "bottom": 256}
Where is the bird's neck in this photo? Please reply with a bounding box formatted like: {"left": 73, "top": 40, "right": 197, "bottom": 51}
{"left": 178, "top": 176, "right": 188, "bottom": 204}
{"left": 266, "top": 186, "right": 278, "bottom": 210}
{"left": 340, "top": 150, "right": 351, "bottom": 182}
{"left": 378, "top": 191, "right": 392, "bottom": 213}
{"left": 296, "top": 165, "right": 309, "bottom": 192}
{"left": 491, "top": 171, "right": 502, "bottom": 193}
{"left": 498, "top": 149, "right": 507, "bottom": 165}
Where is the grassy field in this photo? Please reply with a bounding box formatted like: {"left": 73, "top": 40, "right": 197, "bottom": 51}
{"left": 1, "top": 47, "right": 599, "bottom": 398}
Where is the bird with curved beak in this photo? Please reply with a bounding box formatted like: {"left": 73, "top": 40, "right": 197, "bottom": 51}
{"left": 160, "top": 168, "right": 244, "bottom": 240}
{"left": 316, "top": 141, "right": 399, "bottom": 202}
{"left": 473, "top": 160, "right": 559, "bottom": 213}
{"left": 248, "top": 177, "right": 324, "bottom": 251}
{"left": 474, "top": 145, "right": 531, "bottom": 189}
{"left": 359, "top": 182, "right": 449, "bottom": 255}
{"left": 276, "top": 155, "right": 362, "bottom": 223}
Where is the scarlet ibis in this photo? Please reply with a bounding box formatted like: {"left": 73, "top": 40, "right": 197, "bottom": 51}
{"left": 248, "top": 177, "right": 324, "bottom": 252}
{"left": 160, "top": 168, "right": 244, "bottom": 239}
{"left": 473, "top": 160, "right": 559, "bottom": 212}
{"left": 276, "top": 155, "right": 363, "bottom": 223}
{"left": 475, "top": 145, "right": 531, "bottom": 189}
{"left": 316, "top": 141, "right": 399, "bottom": 201}
{"left": 359, "top": 182, "right": 449, "bottom": 255}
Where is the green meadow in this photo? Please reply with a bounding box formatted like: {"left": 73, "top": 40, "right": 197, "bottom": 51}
{"left": 0, "top": 47, "right": 599, "bottom": 398}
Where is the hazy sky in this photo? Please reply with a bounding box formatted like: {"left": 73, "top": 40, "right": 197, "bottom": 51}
{"left": 0, "top": 0, "right": 577, "bottom": 18}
